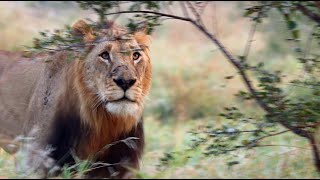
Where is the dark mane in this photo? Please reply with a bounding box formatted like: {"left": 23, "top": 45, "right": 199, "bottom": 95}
{"left": 42, "top": 52, "right": 145, "bottom": 178}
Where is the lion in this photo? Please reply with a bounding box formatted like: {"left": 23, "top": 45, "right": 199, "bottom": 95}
{"left": 0, "top": 20, "right": 152, "bottom": 178}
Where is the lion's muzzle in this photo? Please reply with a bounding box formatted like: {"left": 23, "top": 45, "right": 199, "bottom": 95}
{"left": 111, "top": 64, "right": 137, "bottom": 91}
{"left": 113, "top": 77, "right": 136, "bottom": 91}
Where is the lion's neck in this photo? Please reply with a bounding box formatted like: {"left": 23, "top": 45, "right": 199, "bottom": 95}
{"left": 71, "top": 60, "right": 138, "bottom": 159}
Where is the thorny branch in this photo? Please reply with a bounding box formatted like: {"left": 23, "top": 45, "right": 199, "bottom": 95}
{"left": 102, "top": 5, "right": 312, "bottom": 139}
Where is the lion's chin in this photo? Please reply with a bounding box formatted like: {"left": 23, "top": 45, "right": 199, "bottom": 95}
{"left": 105, "top": 100, "right": 142, "bottom": 119}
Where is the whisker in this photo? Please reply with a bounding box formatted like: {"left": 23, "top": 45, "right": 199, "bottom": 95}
{"left": 91, "top": 94, "right": 104, "bottom": 111}
{"left": 92, "top": 99, "right": 104, "bottom": 112}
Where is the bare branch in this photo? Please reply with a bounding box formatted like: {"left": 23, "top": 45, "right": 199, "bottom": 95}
{"left": 253, "top": 130, "right": 291, "bottom": 142}
{"left": 104, "top": 10, "right": 192, "bottom": 22}
{"left": 186, "top": 1, "right": 204, "bottom": 26}
{"left": 296, "top": 4, "right": 320, "bottom": 25}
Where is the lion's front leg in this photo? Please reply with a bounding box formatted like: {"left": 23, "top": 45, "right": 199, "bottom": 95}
{"left": 14, "top": 127, "right": 59, "bottom": 178}
{"left": 15, "top": 140, "right": 57, "bottom": 178}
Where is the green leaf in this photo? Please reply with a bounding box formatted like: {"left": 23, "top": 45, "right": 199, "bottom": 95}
{"left": 287, "top": 20, "right": 297, "bottom": 30}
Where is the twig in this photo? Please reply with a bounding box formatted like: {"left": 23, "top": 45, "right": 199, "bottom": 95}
{"left": 253, "top": 130, "right": 291, "bottom": 142}
{"left": 104, "top": 10, "right": 191, "bottom": 22}
{"left": 242, "top": 10, "right": 262, "bottom": 60}
{"left": 186, "top": 1, "right": 204, "bottom": 26}
{"left": 207, "top": 130, "right": 261, "bottom": 135}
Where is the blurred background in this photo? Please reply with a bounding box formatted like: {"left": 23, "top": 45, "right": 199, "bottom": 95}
{"left": 0, "top": 1, "right": 319, "bottom": 178}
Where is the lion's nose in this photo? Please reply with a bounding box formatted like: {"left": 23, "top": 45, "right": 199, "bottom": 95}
{"left": 113, "top": 78, "right": 136, "bottom": 91}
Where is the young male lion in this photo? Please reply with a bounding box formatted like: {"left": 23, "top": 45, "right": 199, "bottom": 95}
{"left": 0, "top": 20, "right": 152, "bottom": 178}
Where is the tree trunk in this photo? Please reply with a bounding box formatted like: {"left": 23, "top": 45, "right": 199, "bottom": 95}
{"left": 310, "top": 128, "right": 320, "bottom": 172}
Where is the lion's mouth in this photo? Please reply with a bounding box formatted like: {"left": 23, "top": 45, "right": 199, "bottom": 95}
{"left": 110, "top": 97, "right": 136, "bottom": 103}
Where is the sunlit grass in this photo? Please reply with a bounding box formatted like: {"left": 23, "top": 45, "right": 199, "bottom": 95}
{"left": 0, "top": 118, "right": 320, "bottom": 178}
{"left": 140, "top": 117, "right": 320, "bottom": 179}
{"left": 0, "top": 150, "right": 16, "bottom": 178}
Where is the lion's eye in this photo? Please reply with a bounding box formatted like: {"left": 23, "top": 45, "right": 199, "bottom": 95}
{"left": 100, "top": 52, "right": 110, "bottom": 61}
{"left": 132, "top": 52, "right": 141, "bottom": 61}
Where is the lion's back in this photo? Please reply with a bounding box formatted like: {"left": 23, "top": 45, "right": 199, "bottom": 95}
{"left": 0, "top": 51, "right": 46, "bottom": 137}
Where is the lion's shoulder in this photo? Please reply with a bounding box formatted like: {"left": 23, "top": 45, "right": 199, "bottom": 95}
{"left": 0, "top": 51, "right": 72, "bottom": 138}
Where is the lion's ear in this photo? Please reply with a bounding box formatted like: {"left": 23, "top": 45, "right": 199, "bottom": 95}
{"left": 133, "top": 22, "right": 152, "bottom": 48}
{"left": 72, "top": 19, "right": 96, "bottom": 43}
{"left": 134, "top": 31, "right": 151, "bottom": 48}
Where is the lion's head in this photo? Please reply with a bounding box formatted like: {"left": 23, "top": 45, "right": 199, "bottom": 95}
{"left": 72, "top": 20, "right": 151, "bottom": 124}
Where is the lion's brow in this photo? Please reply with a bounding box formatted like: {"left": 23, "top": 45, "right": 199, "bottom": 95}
{"left": 118, "top": 48, "right": 143, "bottom": 54}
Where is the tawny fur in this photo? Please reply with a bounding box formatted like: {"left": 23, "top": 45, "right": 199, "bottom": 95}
{"left": 0, "top": 20, "right": 152, "bottom": 178}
